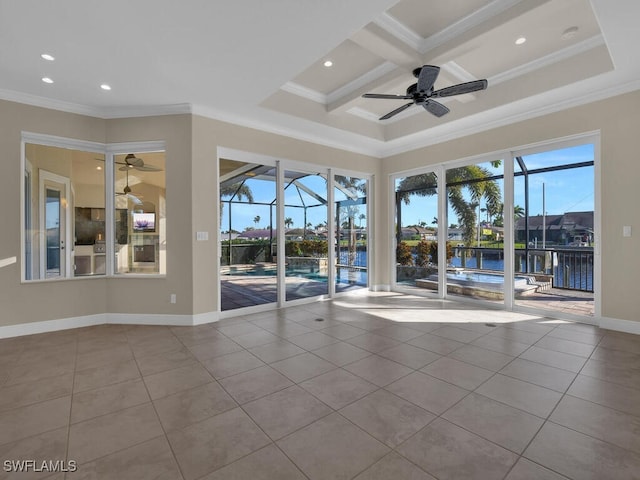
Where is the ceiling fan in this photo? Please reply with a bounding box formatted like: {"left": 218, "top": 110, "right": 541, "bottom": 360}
{"left": 116, "top": 168, "right": 143, "bottom": 205}
{"left": 362, "top": 65, "right": 488, "bottom": 120}
{"left": 118, "top": 153, "right": 162, "bottom": 172}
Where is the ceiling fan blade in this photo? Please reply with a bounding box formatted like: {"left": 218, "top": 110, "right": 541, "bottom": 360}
{"left": 362, "top": 93, "right": 412, "bottom": 100}
{"left": 380, "top": 102, "right": 414, "bottom": 120}
{"left": 133, "top": 165, "right": 163, "bottom": 172}
{"left": 417, "top": 65, "right": 440, "bottom": 92}
{"left": 127, "top": 194, "right": 143, "bottom": 205}
{"left": 423, "top": 99, "right": 450, "bottom": 117}
{"left": 433, "top": 79, "right": 488, "bottom": 98}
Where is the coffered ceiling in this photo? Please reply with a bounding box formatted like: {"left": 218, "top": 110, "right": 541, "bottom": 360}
{"left": 1, "top": 0, "right": 639, "bottom": 157}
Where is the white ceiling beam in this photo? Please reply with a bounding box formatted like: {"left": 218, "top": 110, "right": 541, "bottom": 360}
{"left": 325, "top": 23, "right": 422, "bottom": 113}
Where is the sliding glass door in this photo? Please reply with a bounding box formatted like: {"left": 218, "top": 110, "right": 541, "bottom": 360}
{"left": 334, "top": 175, "right": 368, "bottom": 293}
{"left": 513, "top": 142, "right": 595, "bottom": 317}
{"left": 445, "top": 159, "right": 504, "bottom": 304}
{"left": 394, "top": 171, "right": 440, "bottom": 295}
{"left": 284, "top": 170, "right": 329, "bottom": 301}
{"left": 220, "top": 160, "right": 278, "bottom": 311}
{"left": 220, "top": 159, "right": 374, "bottom": 310}
{"left": 390, "top": 136, "right": 597, "bottom": 321}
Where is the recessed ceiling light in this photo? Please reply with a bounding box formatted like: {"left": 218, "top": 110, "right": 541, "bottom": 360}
{"left": 41, "top": 53, "right": 55, "bottom": 61}
{"left": 96, "top": 166, "right": 103, "bottom": 171}
{"left": 42, "top": 77, "right": 54, "bottom": 84}
{"left": 561, "top": 26, "right": 579, "bottom": 40}
{"left": 515, "top": 37, "right": 527, "bottom": 45}
{"left": 100, "top": 84, "right": 111, "bottom": 91}
{"left": 323, "top": 60, "right": 333, "bottom": 67}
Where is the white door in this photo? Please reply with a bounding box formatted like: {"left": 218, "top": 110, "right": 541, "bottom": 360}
{"left": 39, "top": 170, "right": 71, "bottom": 279}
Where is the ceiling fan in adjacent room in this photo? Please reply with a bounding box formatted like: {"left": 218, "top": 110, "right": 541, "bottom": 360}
{"left": 118, "top": 153, "right": 162, "bottom": 172}
{"left": 116, "top": 168, "right": 143, "bottom": 205}
{"left": 94, "top": 153, "right": 163, "bottom": 172}
{"left": 362, "top": 65, "right": 488, "bottom": 120}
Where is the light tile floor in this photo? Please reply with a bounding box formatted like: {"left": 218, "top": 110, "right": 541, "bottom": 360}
{"left": 1, "top": 292, "right": 640, "bottom": 479}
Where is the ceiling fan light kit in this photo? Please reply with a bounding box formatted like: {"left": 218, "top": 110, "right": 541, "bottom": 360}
{"left": 362, "top": 65, "right": 488, "bottom": 120}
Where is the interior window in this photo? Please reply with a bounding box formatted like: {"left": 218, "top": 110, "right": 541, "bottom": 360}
{"left": 113, "top": 152, "right": 166, "bottom": 275}
{"left": 23, "top": 143, "right": 105, "bottom": 280}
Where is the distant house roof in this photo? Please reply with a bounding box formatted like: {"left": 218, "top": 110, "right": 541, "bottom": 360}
{"left": 515, "top": 211, "right": 593, "bottom": 231}
{"left": 237, "top": 228, "right": 276, "bottom": 239}
{"left": 285, "top": 228, "right": 305, "bottom": 237}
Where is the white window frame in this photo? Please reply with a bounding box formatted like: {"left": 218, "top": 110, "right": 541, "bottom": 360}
{"left": 20, "top": 132, "right": 166, "bottom": 282}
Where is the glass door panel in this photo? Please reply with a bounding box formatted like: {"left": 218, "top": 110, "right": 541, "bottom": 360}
{"left": 334, "top": 175, "right": 367, "bottom": 293}
{"left": 394, "top": 172, "right": 439, "bottom": 294}
{"left": 220, "top": 161, "right": 278, "bottom": 311}
{"left": 38, "top": 172, "right": 70, "bottom": 280}
{"left": 284, "top": 170, "right": 328, "bottom": 301}
{"left": 513, "top": 144, "right": 595, "bottom": 316}
{"left": 446, "top": 160, "right": 504, "bottom": 303}
{"left": 44, "top": 187, "right": 63, "bottom": 278}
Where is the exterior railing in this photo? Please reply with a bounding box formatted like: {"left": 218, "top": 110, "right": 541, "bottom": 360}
{"left": 450, "top": 246, "right": 594, "bottom": 293}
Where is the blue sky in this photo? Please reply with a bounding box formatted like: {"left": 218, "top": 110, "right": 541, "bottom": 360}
{"left": 221, "top": 143, "right": 594, "bottom": 232}
{"left": 397, "top": 143, "right": 594, "bottom": 228}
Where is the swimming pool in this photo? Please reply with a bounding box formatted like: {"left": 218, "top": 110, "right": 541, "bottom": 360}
{"left": 415, "top": 269, "right": 541, "bottom": 300}
{"left": 447, "top": 270, "right": 531, "bottom": 288}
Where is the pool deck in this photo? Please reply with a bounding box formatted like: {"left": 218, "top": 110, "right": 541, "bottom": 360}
{"left": 515, "top": 286, "right": 594, "bottom": 316}
{"left": 221, "top": 274, "right": 365, "bottom": 311}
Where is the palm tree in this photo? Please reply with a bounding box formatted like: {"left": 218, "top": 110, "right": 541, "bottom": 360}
{"left": 397, "top": 164, "right": 502, "bottom": 245}
{"left": 220, "top": 183, "right": 253, "bottom": 203}
{"left": 358, "top": 214, "right": 366, "bottom": 228}
{"left": 285, "top": 217, "right": 294, "bottom": 229}
{"left": 514, "top": 205, "right": 525, "bottom": 218}
{"left": 253, "top": 215, "right": 261, "bottom": 228}
{"left": 220, "top": 182, "right": 254, "bottom": 225}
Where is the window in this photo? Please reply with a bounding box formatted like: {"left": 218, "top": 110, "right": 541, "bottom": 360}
{"left": 23, "top": 142, "right": 105, "bottom": 280}
{"left": 22, "top": 135, "right": 166, "bottom": 280}
{"left": 113, "top": 151, "right": 166, "bottom": 275}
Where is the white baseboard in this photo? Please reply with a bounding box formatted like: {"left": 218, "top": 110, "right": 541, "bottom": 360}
{"left": 599, "top": 316, "right": 640, "bottom": 335}
{"left": 0, "top": 314, "right": 107, "bottom": 339}
{"left": 193, "top": 311, "right": 220, "bottom": 325}
{"left": 0, "top": 311, "right": 221, "bottom": 339}
{"left": 5, "top": 309, "right": 638, "bottom": 339}
{"left": 106, "top": 313, "right": 195, "bottom": 327}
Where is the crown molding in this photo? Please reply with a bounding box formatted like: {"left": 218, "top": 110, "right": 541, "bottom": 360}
{"left": 379, "top": 78, "right": 640, "bottom": 158}
{"left": 0, "top": 88, "right": 101, "bottom": 117}
{"left": 0, "top": 88, "right": 191, "bottom": 119}
{"left": 100, "top": 104, "right": 192, "bottom": 119}
{"left": 191, "top": 104, "right": 384, "bottom": 158}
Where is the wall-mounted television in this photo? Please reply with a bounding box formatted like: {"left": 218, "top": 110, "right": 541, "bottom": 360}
{"left": 132, "top": 212, "right": 156, "bottom": 232}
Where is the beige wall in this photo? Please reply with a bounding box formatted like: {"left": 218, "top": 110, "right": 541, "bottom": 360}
{"left": 2, "top": 89, "right": 638, "bottom": 328}
{"left": 104, "top": 115, "right": 192, "bottom": 315}
{"left": 381, "top": 90, "right": 640, "bottom": 322}
{"left": 0, "top": 100, "right": 107, "bottom": 325}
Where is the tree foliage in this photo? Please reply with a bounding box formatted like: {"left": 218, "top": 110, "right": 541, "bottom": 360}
{"left": 397, "top": 164, "right": 502, "bottom": 245}
{"left": 396, "top": 241, "right": 413, "bottom": 266}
